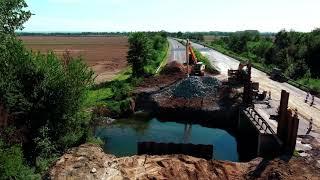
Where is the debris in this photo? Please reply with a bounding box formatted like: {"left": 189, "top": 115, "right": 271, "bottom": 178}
{"left": 171, "top": 76, "right": 221, "bottom": 99}
{"left": 91, "top": 168, "right": 97, "bottom": 173}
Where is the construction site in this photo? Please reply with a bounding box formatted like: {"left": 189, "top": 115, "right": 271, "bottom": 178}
{"left": 47, "top": 38, "right": 320, "bottom": 179}
{"left": 3, "top": 0, "right": 320, "bottom": 179}
{"left": 130, "top": 39, "right": 306, "bottom": 160}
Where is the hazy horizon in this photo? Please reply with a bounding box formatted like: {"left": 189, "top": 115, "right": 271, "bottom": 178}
{"left": 23, "top": 0, "right": 320, "bottom": 33}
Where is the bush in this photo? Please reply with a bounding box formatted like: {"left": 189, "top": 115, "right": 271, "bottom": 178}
{"left": 0, "top": 36, "right": 95, "bottom": 171}
{"left": 33, "top": 125, "right": 58, "bottom": 173}
{"left": 0, "top": 140, "right": 40, "bottom": 179}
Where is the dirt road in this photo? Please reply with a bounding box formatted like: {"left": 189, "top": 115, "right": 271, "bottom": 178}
{"left": 190, "top": 42, "right": 320, "bottom": 132}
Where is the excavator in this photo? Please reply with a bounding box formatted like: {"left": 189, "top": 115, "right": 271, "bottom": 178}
{"left": 185, "top": 40, "right": 205, "bottom": 76}
{"left": 228, "top": 62, "right": 251, "bottom": 82}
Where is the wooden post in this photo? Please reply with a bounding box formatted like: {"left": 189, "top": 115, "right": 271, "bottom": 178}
{"left": 277, "top": 90, "right": 289, "bottom": 143}
{"left": 286, "top": 111, "right": 299, "bottom": 155}
{"left": 186, "top": 39, "right": 190, "bottom": 77}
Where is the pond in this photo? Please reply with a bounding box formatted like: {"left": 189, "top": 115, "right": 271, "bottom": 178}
{"left": 95, "top": 117, "right": 239, "bottom": 161}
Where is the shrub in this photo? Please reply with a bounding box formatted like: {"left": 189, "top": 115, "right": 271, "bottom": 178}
{"left": 0, "top": 140, "right": 40, "bottom": 179}
{"left": 0, "top": 37, "right": 95, "bottom": 167}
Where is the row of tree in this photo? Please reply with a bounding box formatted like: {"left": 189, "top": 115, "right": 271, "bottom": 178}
{"left": 209, "top": 30, "right": 320, "bottom": 80}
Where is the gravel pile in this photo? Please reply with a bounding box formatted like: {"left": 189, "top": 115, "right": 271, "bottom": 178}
{"left": 171, "top": 76, "right": 221, "bottom": 99}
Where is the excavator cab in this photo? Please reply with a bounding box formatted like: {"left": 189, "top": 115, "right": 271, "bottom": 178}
{"left": 192, "top": 62, "right": 206, "bottom": 76}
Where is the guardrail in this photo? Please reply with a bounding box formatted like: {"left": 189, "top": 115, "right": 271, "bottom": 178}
{"left": 243, "top": 107, "right": 276, "bottom": 135}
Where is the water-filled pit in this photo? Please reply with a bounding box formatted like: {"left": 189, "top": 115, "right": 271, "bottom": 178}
{"left": 95, "top": 116, "right": 239, "bottom": 161}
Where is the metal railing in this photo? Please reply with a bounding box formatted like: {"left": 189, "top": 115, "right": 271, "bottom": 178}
{"left": 243, "top": 107, "right": 276, "bottom": 135}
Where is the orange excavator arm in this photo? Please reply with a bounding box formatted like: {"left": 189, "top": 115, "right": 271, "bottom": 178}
{"left": 188, "top": 44, "right": 197, "bottom": 64}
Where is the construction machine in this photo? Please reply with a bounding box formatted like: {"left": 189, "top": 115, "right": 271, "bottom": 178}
{"left": 228, "top": 62, "right": 251, "bottom": 82}
{"left": 270, "top": 68, "right": 287, "bottom": 82}
{"left": 185, "top": 40, "right": 205, "bottom": 76}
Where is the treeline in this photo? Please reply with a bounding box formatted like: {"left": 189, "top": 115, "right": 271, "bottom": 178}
{"left": 17, "top": 32, "right": 130, "bottom": 36}
{"left": 209, "top": 30, "right": 320, "bottom": 83}
{"left": 168, "top": 31, "right": 275, "bottom": 42}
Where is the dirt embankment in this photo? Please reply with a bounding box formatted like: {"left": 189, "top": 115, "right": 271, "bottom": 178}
{"left": 48, "top": 143, "right": 320, "bottom": 180}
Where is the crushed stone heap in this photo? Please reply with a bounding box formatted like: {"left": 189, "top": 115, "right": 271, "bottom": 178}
{"left": 171, "top": 76, "right": 221, "bottom": 99}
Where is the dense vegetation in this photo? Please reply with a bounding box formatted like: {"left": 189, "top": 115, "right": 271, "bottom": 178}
{"left": 0, "top": 0, "right": 97, "bottom": 178}
{"left": 128, "top": 31, "right": 168, "bottom": 76}
{"left": 0, "top": 0, "right": 168, "bottom": 177}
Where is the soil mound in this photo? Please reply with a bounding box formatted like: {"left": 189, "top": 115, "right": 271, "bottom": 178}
{"left": 160, "top": 61, "right": 186, "bottom": 75}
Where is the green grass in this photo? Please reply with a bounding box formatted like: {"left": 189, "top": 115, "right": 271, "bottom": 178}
{"left": 144, "top": 42, "right": 170, "bottom": 75}
{"left": 113, "top": 68, "right": 132, "bottom": 81}
{"left": 155, "top": 41, "right": 170, "bottom": 74}
{"left": 85, "top": 67, "right": 133, "bottom": 108}
{"left": 297, "top": 78, "right": 320, "bottom": 92}
{"left": 85, "top": 88, "right": 113, "bottom": 107}
{"left": 193, "top": 48, "right": 219, "bottom": 74}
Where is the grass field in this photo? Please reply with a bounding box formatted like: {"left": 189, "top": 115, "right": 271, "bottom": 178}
{"left": 20, "top": 36, "right": 129, "bottom": 83}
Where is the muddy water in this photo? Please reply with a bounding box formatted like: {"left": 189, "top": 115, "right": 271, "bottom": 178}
{"left": 95, "top": 117, "right": 239, "bottom": 161}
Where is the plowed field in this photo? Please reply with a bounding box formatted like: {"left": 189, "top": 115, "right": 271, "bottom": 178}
{"left": 20, "top": 36, "right": 128, "bottom": 83}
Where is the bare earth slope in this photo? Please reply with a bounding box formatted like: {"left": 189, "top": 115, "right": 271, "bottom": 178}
{"left": 49, "top": 144, "right": 320, "bottom": 180}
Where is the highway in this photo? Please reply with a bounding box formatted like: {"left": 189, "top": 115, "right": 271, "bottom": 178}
{"left": 189, "top": 41, "right": 320, "bottom": 134}
{"left": 168, "top": 38, "right": 186, "bottom": 64}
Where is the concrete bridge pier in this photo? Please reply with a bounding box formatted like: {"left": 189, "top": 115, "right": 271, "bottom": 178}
{"left": 237, "top": 107, "right": 282, "bottom": 161}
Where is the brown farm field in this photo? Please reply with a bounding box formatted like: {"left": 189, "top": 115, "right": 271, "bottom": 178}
{"left": 19, "top": 36, "right": 129, "bottom": 83}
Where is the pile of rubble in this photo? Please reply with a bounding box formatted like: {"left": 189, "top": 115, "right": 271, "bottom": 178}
{"left": 172, "top": 76, "right": 221, "bottom": 99}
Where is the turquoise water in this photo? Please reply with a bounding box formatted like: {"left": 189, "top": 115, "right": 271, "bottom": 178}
{"left": 95, "top": 118, "right": 238, "bottom": 161}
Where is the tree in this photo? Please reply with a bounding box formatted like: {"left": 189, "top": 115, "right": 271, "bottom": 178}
{"left": 0, "top": 139, "right": 40, "bottom": 179}
{"left": 127, "top": 32, "right": 152, "bottom": 77}
{"left": 0, "top": 0, "right": 95, "bottom": 174}
{"left": 0, "top": 0, "right": 32, "bottom": 34}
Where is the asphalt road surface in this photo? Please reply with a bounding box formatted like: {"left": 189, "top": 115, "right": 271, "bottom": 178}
{"left": 190, "top": 42, "right": 320, "bottom": 133}
{"left": 168, "top": 39, "right": 186, "bottom": 64}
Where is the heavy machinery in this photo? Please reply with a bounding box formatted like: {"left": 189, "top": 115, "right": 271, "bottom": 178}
{"left": 270, "top": 68, "right": 287, "bottom": 82}
{"left": 228, "top": 62, "right": 252, "bottom": 82}
{"left": 192, "top": 62, "right": 206, "bottom": 76}
{"left": 185, "top": 40, "right": 205, "bottom": 76}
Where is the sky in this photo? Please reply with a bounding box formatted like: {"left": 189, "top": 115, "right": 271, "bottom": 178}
{"left": 22, "top": 0, "right": 320, "bottom": 32}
